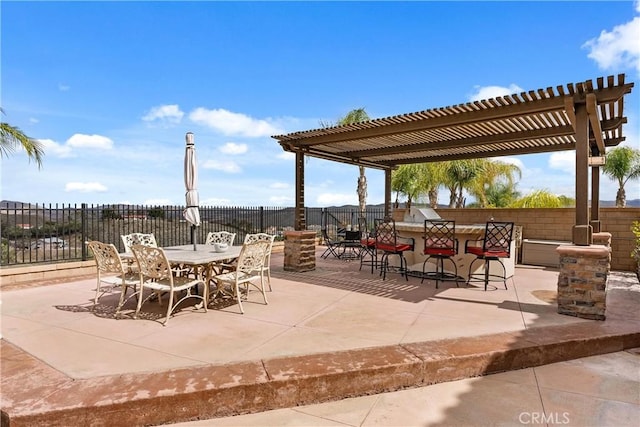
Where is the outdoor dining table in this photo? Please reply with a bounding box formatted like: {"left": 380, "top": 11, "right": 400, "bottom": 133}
{"left": 121, "top": 244, "right": 242, "bottom": 301}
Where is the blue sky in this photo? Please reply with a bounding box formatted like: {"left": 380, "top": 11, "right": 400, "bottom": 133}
{"left": 2, "top": 1, "right": 639, "bottom": 207}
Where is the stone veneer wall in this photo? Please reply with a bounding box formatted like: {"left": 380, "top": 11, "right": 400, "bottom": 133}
{"left": 283, "top": 231, "right": 316, "bottom": 272}
{"left": 556, "top": 245, "right": 610, "bottom": 320}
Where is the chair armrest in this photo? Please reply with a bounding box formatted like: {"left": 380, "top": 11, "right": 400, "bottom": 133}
{"left": 397, "top": 235, "right": 415, "bottom": 251}
{"left": 464, "top": 239, "right": 482, "bottom": 251}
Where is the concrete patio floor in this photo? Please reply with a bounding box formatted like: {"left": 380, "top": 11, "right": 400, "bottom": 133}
{"left": 1, "top": 247, "right": 639, "bottom": 426}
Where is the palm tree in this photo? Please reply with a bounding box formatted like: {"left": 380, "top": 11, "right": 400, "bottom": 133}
{"left": 602, "top": 146, "right": 640, "bottom": 207}
{"left": 0, "top": 108, "right": 44, "bottom": 168}
{"left": 467, "top": 159, "right": 521, "bottom": 208}
{"left": 417, "top": 162, "right": 445, "bottom": 208}
{"left": 442, "top": 159, "right": 484, "bottom": 208}
{"left": 336, "top": 108, "right": 371, "bottom": 216}
{"left": 391, "top": 164, "right": 429, "bottom": 209}
{"left": 479, "top": 182, "right": 521, "bottom": 208}
{"left": 509, "top": 189, "right": 570, "bottom": 208}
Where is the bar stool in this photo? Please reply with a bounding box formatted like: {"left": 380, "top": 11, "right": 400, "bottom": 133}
{"left": 422, "top": 219, "right": 460, "bottom": 289}
{"left": 465, "top": 221, "right": 514, "bottom": 291}
{"left": 374, "top": 217, "right": 414, "bottom": 281}
{"left": 358, "top": 217, "right": 377, "bottom": 273}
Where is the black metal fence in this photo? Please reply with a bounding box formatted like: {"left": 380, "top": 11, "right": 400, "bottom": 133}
{"left": 0, "top": 203, "right": 385, "bottom": 266}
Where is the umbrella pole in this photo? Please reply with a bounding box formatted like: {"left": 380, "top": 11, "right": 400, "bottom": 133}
{"left": 191, "top": 225, "right": 197, "bottom": 251}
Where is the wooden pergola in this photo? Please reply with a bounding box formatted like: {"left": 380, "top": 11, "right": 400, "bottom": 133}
{"left": 272, "top": 74, "right": 634, "bottom": 245}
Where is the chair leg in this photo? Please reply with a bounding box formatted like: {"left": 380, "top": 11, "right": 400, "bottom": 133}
{"left": 234, "top": 282, "right": 244, "bottom": 314}
{"left": 484, "top": 259, "right": 490, "bottom": 291}
{"left": 496, "top": 259, "right": 508, "bottom": 290}
{"left": 380, "top": 253, "right": 388, "bottom": 280}
{"left": 163, "top": 291, "right": 174, "bottom": 326}
{"left": 401, "top": 254, "right": 409, "bottom": 281}
{"left": 266, "top": 268, "right": 272, "bottom": 292}
{"left": 134, "top": 288, "right": 145, "bottom": 319}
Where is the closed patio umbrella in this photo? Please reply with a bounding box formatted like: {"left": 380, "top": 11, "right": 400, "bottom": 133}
{"left": 183, "top": 132, "right": 200, "bottom": 250}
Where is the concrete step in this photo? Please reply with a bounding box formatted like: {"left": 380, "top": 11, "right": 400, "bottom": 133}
{"left": 2, "top": 320, "right": 639, "bottom": 426}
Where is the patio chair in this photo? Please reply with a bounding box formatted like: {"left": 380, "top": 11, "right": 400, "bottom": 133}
{"left": 121, "top": 233, "right": 158, "bottom": 253}
{"left": 209, "top": 240, "right": 271, "bottom": 314}
{"left": 205, "top": 231, "right": 236, "bottom": 246}
{"left": 120, "top": 233, "right": 158, "bottom": 273}
{"left": 321, "top": 228, "right": 345, "bottom": 259}
{"left": 204, "top": 231, "right": 238, "bottom": 275}
{"left": 358, "top": 217, "right": 377, "bottom": 273}
{"left": 86, "top": 240, "right": 139, "bottom": 315}
{"left": 244, "top": 233, "right": 276, "bottom": 291}
{"left": 374, "top": 217, "right": 414, "bottom": 281}
{"left": 464, "top": 221, "right": 514, "bottom": 291}
{"left": 422, "top": 219, "right": 460, "bottom": 289}
{"left": 129, "top": 244, "right": 207, "bottom": 326}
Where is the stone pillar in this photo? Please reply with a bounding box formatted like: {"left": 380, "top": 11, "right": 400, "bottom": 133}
{"left": 592, "top": 232, "right": 611, "bottom": 248}
{"left": 284, "top": 230, "right": 316, "bottom": 272}
{"left": 556, "top": 245, "right": 610, "bottom": 320}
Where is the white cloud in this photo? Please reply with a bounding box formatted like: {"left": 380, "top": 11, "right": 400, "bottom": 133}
{"left": 269, "top": 182, "right": 289, "bottom": 189}
{"left": 144, "top": 198, "right": 173, "bottom": 205}
{"left": 277, "top": 151, "right": 295, "bottom": 160}
{"left": 269, "top": 195, "right": 293, "bottom": 205}
{"left": 316, "top": 192, "right": 357, "bottom": 206}
{"left": 468, "top": 84, "right": 524, "bottom": 102}
{"left": 493, "top": 156, "right": 525, "bottom": 170}
{"left": 67, "top": 134, "right": 113, "bottom": 149}
{"left": 65, "top": 182, "right": 108, "bottom": 193}
{"left": 220, "top": 142, "right": 248, "bottom": 155}
{"left": 29, "top": 117, "right": 39, "bottom": 124}
{"left": 548, "top": 151, "right": 575, "bottom": 174}
{"left": 202, "top": 159, "right": 241, "bottom": 173}
{"left": 582, "top": 15, "right": 640, "bottom": 74}
{"left": 58, "top": 83, "right": 70, "bottom": 91}
{"left": 201, "top": 197, "right": 232, "bottom": 206}
{"left": 38, "top": 139, "right": 72, "bottom": 157}
{"left": 189, "top": 108, "right": 283, "bottom": 137}
{"left": 142, "top": 104, "right": 184, "bottom": 125}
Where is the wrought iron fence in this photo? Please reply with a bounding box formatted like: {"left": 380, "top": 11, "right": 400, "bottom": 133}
{"left": 0, "top": 203, "right": 385, "bottom": 266}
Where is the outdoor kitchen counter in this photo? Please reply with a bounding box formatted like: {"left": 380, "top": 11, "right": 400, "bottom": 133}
{"left": 394, "top": 221, "right": 516, "bottom": 281}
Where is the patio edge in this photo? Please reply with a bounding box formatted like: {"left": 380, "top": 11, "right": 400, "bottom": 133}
{"left": 2, "top": 320, "right": 639, "bottom": 427}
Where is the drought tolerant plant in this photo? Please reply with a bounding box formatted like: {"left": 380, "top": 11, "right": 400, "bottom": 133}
{"left": 632, "top": 221, "right": 640, "bottom": 280}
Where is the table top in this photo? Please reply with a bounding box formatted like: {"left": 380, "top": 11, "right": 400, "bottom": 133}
{"left": 122, "top": 244, "right": 242, "bottom": 265}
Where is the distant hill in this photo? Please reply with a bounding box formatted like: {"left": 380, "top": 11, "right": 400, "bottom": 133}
{"left": 2, "top": 199, "right": 639, "bottom": 209}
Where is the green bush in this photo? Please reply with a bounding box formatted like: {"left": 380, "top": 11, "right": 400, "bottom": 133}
{"left": 632, "top": 221, "right": 640, "bottom": 260}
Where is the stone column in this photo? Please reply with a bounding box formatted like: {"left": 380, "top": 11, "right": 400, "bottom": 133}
{"left": 592, "top": 232, "right": 611, "bottom": 248}
{"left": 556, "top": 245, "right": 610, "bottom": 320}
{"left": 284, "top": 230, "right": 316, "bottom": 272}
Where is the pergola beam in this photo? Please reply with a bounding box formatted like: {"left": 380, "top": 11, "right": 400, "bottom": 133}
{"left": 586, "top": 93, "right": 606, "bottom": 155}
{"left": 278, "top": 75, "right": 633, "bottom": 234}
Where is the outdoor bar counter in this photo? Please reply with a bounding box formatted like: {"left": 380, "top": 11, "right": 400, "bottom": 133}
{"left": 393, "top": 212, "right": 516, "bottom": 282}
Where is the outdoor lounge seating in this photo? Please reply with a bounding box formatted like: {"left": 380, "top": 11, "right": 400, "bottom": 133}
{"left": 86, "top": 240, "right": 139, "bottom": 314}
{"left": 374, "top": 217, "right": 414, "bottom": 281}
{"left": 422, "top": 219, "right": 460, "bottom": 289}
{"left": 129, "top": 244, "right": 207, "bottom": 325}
{"left": 209, "top": 240, "right": 271, "bottom": 314}
{"left": 465, "top": 221, "right": 515, "bottom": 291}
